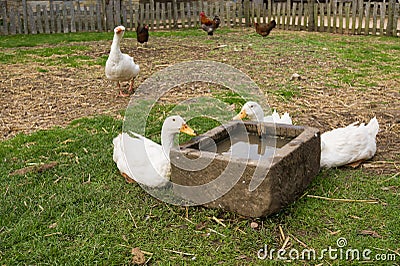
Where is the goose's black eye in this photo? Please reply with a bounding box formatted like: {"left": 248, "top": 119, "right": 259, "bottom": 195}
{"left": 250, "top": 105, "right": 254, "bottom": 108}
{"left": 172, "top": 118, "right": 176, "bottom": 122}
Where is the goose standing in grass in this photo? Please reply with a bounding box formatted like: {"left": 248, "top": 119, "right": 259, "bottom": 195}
{"left": 113, "top": 116, "right": 197, "bottom": 188}
{"left": 320, "top": 117, "right": 379, "bottom": 168}
{"left": 233, "top": 101, "right": 293, "bottom": 125}
{"left": 105, "top": 25, "right": 140, "bottom": 97}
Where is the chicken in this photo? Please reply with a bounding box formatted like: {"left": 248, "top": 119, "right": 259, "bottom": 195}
{"left": 254, "top": 20, "right": 276, "bottom": 37}
{"left": 105, "top": 25, "right": 140, "bottom": 97}
{"left": 200, "top": 11, "right": 221, "bottom": 36}
{"left": 136, "top": 22, "right": 149, "bottom": 47}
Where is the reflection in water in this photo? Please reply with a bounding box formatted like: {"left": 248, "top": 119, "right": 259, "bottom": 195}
{"left": 216, "top": 132, "right": 291, "bottom": 160}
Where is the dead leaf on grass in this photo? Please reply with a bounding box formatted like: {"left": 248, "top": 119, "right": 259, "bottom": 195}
{"left": 236, "top": 254, "right": 248, "bottom": 260}
{"left": 131, "top": 247, "right": 146, "bottom": 265}
{"left": 359, "top": 230, "right": 382, "bottom": 238}
{"left": 381, "top": 186, "right": 399, "bottom": 192}
{"left": 9, "top": 161, "right": 58, "bottom": 176}
{"left": 121, "top": 172, "right": 136, "bottom": 183}
{"left": 195, "top": 221, "right": 207, "bottom": 230}
{"left": 48, "top": 222, "right": 57, "bottom": 229}
{"left": 346, "top": 159, "right": 365, "bottom": 168}
{"left": 250, "top": 221, "right": 259, "bottom": 229}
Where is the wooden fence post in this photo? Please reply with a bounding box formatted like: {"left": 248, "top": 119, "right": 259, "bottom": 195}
{"left": 345, "top": 2, "right": 350, "bottom": 34}
{"left": 268, "top": 0, "right": 272, "bottom": 21}
{"left": 173, "top": 0, "right": 178, "bottom": 28}
{"left": 28, "top": 4, "right": 37, "bottom": 34}
{"left": 357, "top": 0, "right": 363, "bottom": 35}
{"left": 180, "top": 2, "right": 185, "bottom": 28}
{"left": 219, "top": 0, "right": 225, "bottom": 27}
{"left": 9, "top": 7, "right": 16, "bottom": 34}
{"left": 102, "top": 0, "right": 107, "bottom": 31}
{"left": 22, "top": 0, "right": 28, "bottom": 34}
{"left": 308, "top": 0, "right": 315, "bottom": 31}
{"left": 351, "top": 0, "right": 357, "bottom": 34}
{"left": 372, "top": 2, "right": 378, "bottom": 35}
{"left": 96, "top": 0, "right": 102, "bottom": 32}
{"left": 62, "top": 3, "right": 68, "bottom": 33}
{"left": 0, "top": 4, "right": 6, "bottom": 35}
{"left": 127, "top": 0, "right": 132, "bottom": 29}
{"left": 338, "top": 1, "right": 344, "bottom": 34}
{"left": 121, "top": 3, "right": 127, "bottom": 28}
{"left": 394, "top": 1, "right": 399, "bottom": 36}
{"left": 43, "top": 4, "right": 50, "bottom": 33}
{"left": 226, "top": 1, "right": 231, "bottom": 27}
{"left": 364, "top": 1, "right": 370, "bottom": 35}
{"left": 114, "top": 0, "right": 121, "bottom": 26}
{"left": 76, "top": 1, "right": 82, "bottom": 32}
{"left": 150, "top": 0, "right": 155, "bottom": 29}
{"left": 165, "top": 2, "right": 170, "bottom": 28}
{"left": 89, "top": 4, "right": 95, "bottom": 31}
{"left": 156, "top": 1, "right": 160, "bottom": 29}
{"left": 243, "top": 0, "right": 250, "bottom": 27}
{"left": 50, "top": 0, "right": 56, "bottom": 33}
{"left": 37, "top": 5, "right": 43, "bottom": 33}
{"left": 70, "top": 1, "right": 76, "bottom": 32}
{"left": 238, "top": 0, "right": 243, "bottom": 27}
{"left": 386, "top": 0, "right": 395, "bottom": 36}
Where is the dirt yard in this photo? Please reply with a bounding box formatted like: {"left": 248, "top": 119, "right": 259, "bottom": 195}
{"left": 1, "top": 28, "right": 399, "bottom": 174}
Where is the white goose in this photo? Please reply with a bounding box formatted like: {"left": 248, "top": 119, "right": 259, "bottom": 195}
{"left": 320, "top": 117, "right": 379, "bottom": 168}
{"left": 233, "top": 101, "right": 293, "bottom": 125}
{"left": 233, "top": 102, "right": 379, "bottom": 168}
{"left": 105, "top": 25, "right": 140, "bottom": 97}
{"left": 112, "top": 116, "right": 196, "bottom": 187}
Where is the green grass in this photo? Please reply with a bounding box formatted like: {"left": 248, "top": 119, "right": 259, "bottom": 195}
{"left": 1, "top": 27, "right": 399, "bottom": 92}
{"left": 1, "top": 28, "right": 399, "bottom": 265}
{"left": 271, "top": 85, "right": 301, "bottom": 102}
{"left": 0, "top": 45, "right": 95, "bottom": 66}
{"left": 1, "top": 115, "right": 399, "bottom": 265}
{"left": 0, "top": 28, "right": 234, "bottom": 49}
{"left": 0, "top": 28, "right": 235, "bottom": 66}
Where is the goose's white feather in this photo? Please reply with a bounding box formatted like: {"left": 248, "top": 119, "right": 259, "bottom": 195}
{"left": 112, "top": 116, "right": 195, "bottom": 188}
{"left": 113, "top": 132, "right": 170, "bottom": 187}
{"left": 234, "top": 101, "right": 293, "bottom": 125}
{"left": 105, "top": 25, "right": 139, "bottom": 83}
{"left": 320, "top": 117, "right": 379, "bottom": 168}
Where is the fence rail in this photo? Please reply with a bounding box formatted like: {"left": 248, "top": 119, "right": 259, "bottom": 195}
{"left": 0, "top": 0, "right": 399, "bottom": 36}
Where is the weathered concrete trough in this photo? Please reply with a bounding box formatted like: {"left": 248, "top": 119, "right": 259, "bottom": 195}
{"left": 170, "top": 121, "right": 320, "bottom": 218}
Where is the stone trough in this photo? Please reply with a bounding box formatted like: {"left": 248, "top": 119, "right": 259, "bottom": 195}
{"left": 170, "top": 121, "right": 321, "bottom": 218}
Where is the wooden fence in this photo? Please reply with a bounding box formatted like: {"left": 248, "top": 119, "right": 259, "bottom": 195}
{"left": 1, "top": 0, "right": 399, "bottom": 36}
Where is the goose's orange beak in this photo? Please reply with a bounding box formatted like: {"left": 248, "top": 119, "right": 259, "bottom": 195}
{"left": 233, "top": 110, "right": 247, "bottom": 120}
{"left": 180, "top": 124, "right": 197, "bottom": 136}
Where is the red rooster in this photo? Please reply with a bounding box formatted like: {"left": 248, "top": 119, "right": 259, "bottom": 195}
{"left": 200, "top": 11, "right": 221, "bottom": 36}
{"left": 254, "top": 20, "right": 276, "bottom": 37}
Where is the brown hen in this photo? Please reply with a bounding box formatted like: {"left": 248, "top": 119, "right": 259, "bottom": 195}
{"left": 254, "top": 20, "right": 276, "bottom": 37}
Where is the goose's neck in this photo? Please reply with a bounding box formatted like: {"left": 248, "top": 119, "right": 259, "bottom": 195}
{"left": 161, "top": 131, "right": 176, "bottom": 159}
{"left": 253, "top": 109, "right": 264, "bottom": 122}
{"left": 110, "top": 34, "right": 122, "bottom": 56}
